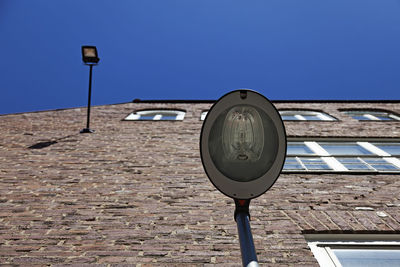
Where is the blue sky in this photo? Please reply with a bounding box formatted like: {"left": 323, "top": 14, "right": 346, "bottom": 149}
{"left": 1, "top": 1, "right": 400, "bottom": 114}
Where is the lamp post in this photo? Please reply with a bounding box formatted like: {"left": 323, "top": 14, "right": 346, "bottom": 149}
{"left": 200, "top": 89, "right": 286, "bottom": 267}
{"left": 80, "top": 45, "right": 100, "bottom": 134}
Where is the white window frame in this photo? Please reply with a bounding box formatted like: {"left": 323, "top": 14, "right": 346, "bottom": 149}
{"left": 200, "top": 111, "right": 208, "bottom": 121}
{"left": 306, "top": 234, "right": 400, "bottom": 267}
{"left": 279, "top": 110, "right": 336, "bottom": 121}
{"left": 284, "top": 141, "right": 400, "bottom": 172}
{"left": 124, "top": 110, "right": 185, "bottom": 121}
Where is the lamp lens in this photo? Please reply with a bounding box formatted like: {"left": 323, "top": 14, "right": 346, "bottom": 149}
{"left": 222, "top": 106, "right": 264, "bottom": 162}
{"left": 208, "top": 104, "right": 278, "bottom": 182}
{"left": 83, "top": 48, "right": 96, "bottom": 58}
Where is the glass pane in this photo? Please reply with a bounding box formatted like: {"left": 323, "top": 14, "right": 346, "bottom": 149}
{"left": 299, "top": 158, "right": 331, "bottom": 170}
{"left": 284, "top": 158, "right": 298, "bottom": 163}
{"left": 332, "top": 248, "right": 400, "bottom": 267}
{"left": 368, "top": 111, "right": 391, "bottom": 120}
{"left": 344, "top": 111, "right": 399, "bottom": 121}
{"left": 283, "top": 163, "right": 304, "bottom": 170}
{"left": 344, "top": 164, "right": 372, "bottom": 170}
{"left": 302, "top": 115, "right": 321, "bottom": 121}
{"left": 375, "top": 116, "right": 392, "bottom": 121}
{"left": 281, "top": 115, "right": 298, "bottom": 120}
{"left": 139, "top": 115, "right": 155, "bottom": 120}
{"left": 352, "top": 115, "right": 370, "bottom": 120}
{"left": 338, "top": 158, "right": 362, "bottom": 163}
{"left": 301, "top": 158, "right": 325, "bottom": 163}
{"left": 201, "top": 111, "right": 208, "bottom": 120}
{"left": 373, "top": 144, "right": 400, "bottom": 155}
{"left": 343, "top": 111, "right": 371, "bottom": 120}
{"left": 160, "top": 115, "right": 177, "bottom": 120}
{"left": 287, "top": 143, "right": 314, "bottom": 155}
{"left": 370, "top": 164, "right": 399, "bottom": 171}
{"left": 319, "top": 143, "right": 373, "bottom": 155}
{"left": 337, "top": 158, "right": 371, "bottom": 170}
{"left": 363, "top": 158, "right": 388, "bottom": 163}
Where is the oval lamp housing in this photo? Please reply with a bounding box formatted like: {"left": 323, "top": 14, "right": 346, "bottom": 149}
{"left": 200, "top": 90, "right": 286, "bottom": 199}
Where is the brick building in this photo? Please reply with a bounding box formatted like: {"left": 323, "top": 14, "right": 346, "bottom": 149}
{"left": 0, "top": 99, "right": 400, "bottom": 266}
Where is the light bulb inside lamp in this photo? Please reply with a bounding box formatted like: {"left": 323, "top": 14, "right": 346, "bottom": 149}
{"left": 222, "top": 106, "right": 264, "bottom": 162}
{"left": 208, "top": 103, "right": 278, "bottom": 182}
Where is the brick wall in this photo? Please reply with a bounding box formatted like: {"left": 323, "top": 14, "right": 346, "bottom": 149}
{"left": 0, "top": 101, "right": 399, "bottom": 265}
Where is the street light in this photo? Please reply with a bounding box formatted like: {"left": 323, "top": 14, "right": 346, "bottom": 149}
{"left": 80, "top": 46, "right": 100, "bottom": 133}
{"left": 200, "top": 89, "right": 286, "bottom": 267}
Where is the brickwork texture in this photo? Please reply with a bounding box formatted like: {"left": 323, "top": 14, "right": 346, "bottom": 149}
{"left": 0, "top": 101, "right": 399, "bottom": 266}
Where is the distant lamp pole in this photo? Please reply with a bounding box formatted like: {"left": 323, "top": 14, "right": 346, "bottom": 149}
{"left": 200, "top": 90, "right": 286, "bottom": 267}
{"left": 80, "top": 45, "right": 100, "bottom": 133}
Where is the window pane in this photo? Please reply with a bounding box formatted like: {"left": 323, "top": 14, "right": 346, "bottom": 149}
{"left": 363, "top": 158, "right": 387, "bottom": 163}
{"left": 375, "top": 115, "right": 392, "bottom": 121}
{"left": 281, "top": 115, "right": 298, "bottom": 120}
{"left": 130, "top": 110, "right": 185, "bottom": 121}
{"left": 299, "top": 157, "right": 331, "bottom": 170}
{"left": 287, "top": 143, "right": 314, "bottom": 155}
{"left": 373, "top": 144, "right": 400, "bottom": 155}
{"left": 343, "top": 111, "right": 367, "bottom": 120}
{"left": 201, "top": 111, "right": 208, "bottom": 121}
{"left": 301, "top": 158, "right": 325, "bottom": 163}
{"left": 337, "top": 158, "right": 361, "bottom": 163}
{"left": 319, "top": 143, "right": 373, "bottom": 155}
{"left": 361, "top": 158, "right": 400, "bottom": 171}
{"left": 160, "top": 115, "right": 177, "bottom": 120}
{"left": 337, "top": 158, "right": 371, "bottom": 170}
{"left": 332, "top": 249, "right": 400, "bottom": 267}
{"left": 370, "top": 164, "right": 399, "bottom": 171}
{"left": 284, "top": 164, "right": 304, "bottom": 169}
{"left": 302, "top": 115, "right": 320, "bottom": 121}
{"left": 368, "top": 111, "right": 393, "bottom": 121}
{"left": 139, "top": 115, "right": 155, "bottom": 120}
{"left": 283, "top": 163, "right": 304, "bottom": 170}
{"left": 284, "top": 158, "right": 298, "bottom": 163}
{"left": 343, "top": 110, "right": 399, "bottom": 121}
{"left": 279, "top": 110, "right": 335, "bottom": 121}
{"left": 283, "top": 157, "right": 304, "bottom": 170}
{"left": 345, "top": 163, "right": 372, "bottom": 170}
{"left": 352, "top": 115, "right": 369, "bottom": 120}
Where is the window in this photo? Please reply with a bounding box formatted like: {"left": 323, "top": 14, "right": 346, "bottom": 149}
{"left": 283, "top": 141, "right": 400, "bottom": 172}
{"left": 287, "top": 142, "right": 315, "bottom": 155}
{"left": 372, "top": 143, "right": 400, "bottom": 156}
{"left": 342, "top": 110, "right": 400, "bottom": 121}
{"left": 306, "top": 235, "right": 400, "bottom": 267}
{"left": 319, "top": 143, "right": 373, "bottom": 155}
{"left": 279, "top": 110, "right": 336, "bottom": 121}
{"left": 124, "top": 110, "right": 185, "bottom": 121}
{"left": 200, "top": 111, "right": 208, "bottom": 121}
{"left": 337, "top": 158, "right": 399, "bottom": 171}
{"left": 284, "top": 157, "right": 332, "bottom": 171}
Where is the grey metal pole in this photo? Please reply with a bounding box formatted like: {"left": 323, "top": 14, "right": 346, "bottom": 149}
{"left": 86, "top": 64, "right": 93, "bottom": 129}
{"left": 81, "top": 64, "right": 94, "bottom": 133}
{"left": 235, "top": 212, "right": 260, "bottom": 267}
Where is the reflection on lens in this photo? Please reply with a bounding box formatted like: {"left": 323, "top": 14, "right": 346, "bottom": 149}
{"left": 208, "top": 104, "right": 278, "bottom": 182}
{"left": 222, "top": 106, "right": 264, "bottom": 162}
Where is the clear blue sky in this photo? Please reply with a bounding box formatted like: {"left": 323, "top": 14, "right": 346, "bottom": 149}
{"left": 1, "top": 1, "right": 400, "bottom": 114}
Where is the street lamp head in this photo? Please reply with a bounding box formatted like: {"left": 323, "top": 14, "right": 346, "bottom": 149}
{"left": 200, "top": 90, "right": 286, "bottom": 199}
{"left": 81, "top": 46, "right": 100, "bottom": 64}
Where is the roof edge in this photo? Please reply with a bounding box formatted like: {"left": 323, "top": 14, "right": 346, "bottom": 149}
{"left": 132, "top": 99, "right": 216, "bottom": 103}
{"left": 2, "top": 99, "right": 399, "bottom": 116}
{"left": 132, "top": 99, "right": 400, "bottom": 104}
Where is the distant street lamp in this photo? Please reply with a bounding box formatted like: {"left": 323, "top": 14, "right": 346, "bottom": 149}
{"left": 200, "top": 90, "right": 286, "bottom": 267}
{"left": 80, "top": 46, "right": 100, "bottom": 133}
